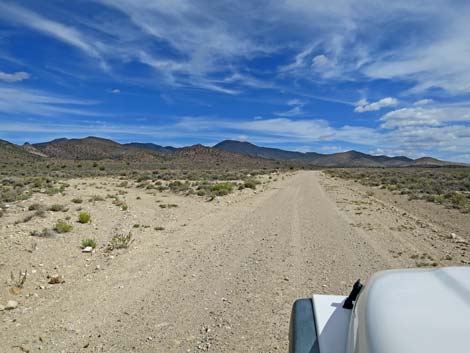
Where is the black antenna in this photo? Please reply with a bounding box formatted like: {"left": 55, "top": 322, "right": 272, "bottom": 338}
{"left": 343, "top": 279, "right": 363, "bottom": 309}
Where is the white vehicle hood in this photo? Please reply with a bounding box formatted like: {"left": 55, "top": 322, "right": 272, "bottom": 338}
{"left": 350, "top": 266, "right": 470, "bottom": 353}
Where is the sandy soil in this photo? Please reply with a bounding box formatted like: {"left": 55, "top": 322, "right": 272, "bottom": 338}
{"left": 0, "top": 171, "right": 468, "bottom": 352}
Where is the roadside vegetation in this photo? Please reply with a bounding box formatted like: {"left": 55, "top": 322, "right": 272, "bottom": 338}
{"left": 326, "top": 167, "right": 470, "bottom": 212}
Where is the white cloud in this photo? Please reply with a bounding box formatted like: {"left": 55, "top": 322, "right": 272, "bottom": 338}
{"left": 0, "top": 3, "right": 103, "bottom": 61}
{"left": 0, "top": 71, "right": 30, "bottom": 82}
{"left": 354, "top": 97, "right": 398, "bottom": 112}
{"left": 380, "top": 106, "right": 470, "bottom": 128}
{"left": 312, "top": 54, "right": 329, "bottom": 67}
{"left": 111, "top": 88, "right": 121, "bottom": 94}
{"left": 275, "top": 98, "right": 307, "bottom": 117}
{"left": 0, "top": 87, "right": 100, "bottom": 117}
{"left": 414, "top": 99, "right": 433, "bottom": 106}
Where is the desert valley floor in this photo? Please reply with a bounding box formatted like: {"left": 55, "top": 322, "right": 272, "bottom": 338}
{"left": 1, "top": 171, "right": 469, "bottom": 353}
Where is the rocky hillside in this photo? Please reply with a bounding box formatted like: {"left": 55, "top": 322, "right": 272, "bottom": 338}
{"left": 32, "top": 137, "right": 160, "bottom": 161}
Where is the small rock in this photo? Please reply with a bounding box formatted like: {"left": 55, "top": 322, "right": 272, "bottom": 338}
{"left": 6, "top": 300, "right": 18, "bottom": 310}
{"left": 284, "top": 276, "right": 290, "bottom": 282}
{"left": 48, "top": 274, "right": 62, "bottom": 284}
{"left": 0, "top": 304, "right": 5, "bottom": 311}
{"left": 82, "top": 247, "right": 93, "bottom": 253}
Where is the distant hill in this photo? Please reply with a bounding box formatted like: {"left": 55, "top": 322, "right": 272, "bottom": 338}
{"left": 124, "top": 142, "right": 176, "bottom": 154}
{"left": 214, "top": 140, "right": 321, "bottom": 160}
{"left": 0, "top": 139, "right": 40, "bottom": 163}
{"left": 173, "top": 144, "right": 276, "bottom": 168}
{"left": 32, "top": 137, "right": 160, "bottom": 161}
{"left": 0, "top": 136, "right": 459, "bottom": 167}
{"left": 213, "top": 140, "right": 453, "bottom": 167}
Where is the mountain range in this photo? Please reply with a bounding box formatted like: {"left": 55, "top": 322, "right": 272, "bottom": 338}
{"left": 0, "top": 137, "right": 459, "bottom": 167}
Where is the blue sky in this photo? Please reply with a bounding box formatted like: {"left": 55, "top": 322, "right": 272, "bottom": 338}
{"left": 1, "top": 1, "right": 470, "bottom": 161}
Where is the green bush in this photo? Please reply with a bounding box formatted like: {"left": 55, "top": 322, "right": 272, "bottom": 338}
{"left": 81, "top": 238, "right": 97, "bottom": 249}
{"left": 54, "top": 220, "right": 73, "bottom": 233}
{"left": 78, "top": 212, "right": 91, "bottom": 224}
{"left": 450, "top": 192, "right": 467, "bottom": 208}
{"left": 211, "top": 182, "right": 233, "bottom": 196}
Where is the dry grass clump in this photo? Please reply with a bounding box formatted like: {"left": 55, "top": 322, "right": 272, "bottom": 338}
{"left": 49, "top": 203, "right": 68, "bottom": 212}
{"left": 159, "top": 203, "right": 178, "bottom": 209}
{"left": 30, "top": 228, "right": 55, "bottom": 238}
{"left": 71, "top": 197, "right": 83, "bottom": 204}
{"left": 81, "top": 238, "right": 97, "bottom": 249}
{"left": 10, "top": 270, "right": 27, "bottom": 294}
{"left": 89, "top": 195, "right": 105, "bottom": 202}
{"left": 107, "top": 232, "right": 134, "bottom": 250}
{"left": 112, "top": 197, "right": 128, "bottom": 210}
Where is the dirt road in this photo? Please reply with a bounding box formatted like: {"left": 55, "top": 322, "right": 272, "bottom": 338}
{"left": 1, "top": 171, "right": 467, "bottom": 352}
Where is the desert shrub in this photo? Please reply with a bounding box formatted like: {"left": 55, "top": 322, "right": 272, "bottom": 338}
{"left": 71, "top": 198, "right": 83, "bottom": 204}
{"left": 154, "top": 226, "right": 165, "bottom": 231}
{"left": 49, "top": 204, "right": 68, "bottom": 212}
{"left": 112, "top": 198, "right": 128, "bottom": 210}
{"left": 159, "top": 203, "right": 178, "bottom": 209}
{"left": 78, "top": 212, "right": 91, "bottom": 224}
{"left": 118, "top": 181, "right": 129, "bottom": 187}
{"left": 30, "top": 228, "right": 55, "bottom": 238}
{"left": 133, "top": 224, "right": 140, "bottom": 228}
{"left": 28, "top": 203, "right": 45, "bottom": 211}
{"left": 81, "top": 238, "right": 97, "bottom": 249}
{"left": 54, "top": 220, "right": 73, "bottom": 233}
{"left": 243, "top": 180, "right": 258, "bottom": 190}
{"left": 107, "top": 232, "right": 134, "bottom": 250}
{"left": 89, "top": 195, "right": 105, "bottom": 202}
{"left": 211, "top": 182, "right": 233, "bottom": 196}
{"left": 449, "top": 192, "right": 467, "bottom": 208}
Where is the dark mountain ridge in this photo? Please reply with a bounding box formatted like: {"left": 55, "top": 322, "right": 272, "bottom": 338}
{"left": 0, "top": 137, "right": 460, "bottom": 167}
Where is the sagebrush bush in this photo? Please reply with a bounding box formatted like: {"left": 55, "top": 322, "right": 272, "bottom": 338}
{"left": 71, "top": 198, "right": 83, "bottom": 204}
{"left": 49, "top": 204, "right": 68, "bottom": 212}
{"left": 28, "top": 203, "right": 45, "bottom": 211}
{"left": 211, "top": 182, "right": 233, "bottom": 196}
{"left": 78, "top": 211, "right": 91, "bottom": 223}
{"left": 243, "top": 180, "right": 258, "bottom": 190}
{"left": 54, "top": 220, "right": 73, "bottom": 233}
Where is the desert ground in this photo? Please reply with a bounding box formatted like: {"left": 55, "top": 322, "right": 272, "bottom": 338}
{"left": 1, "top": 171, "right": 469, "bottom": 352}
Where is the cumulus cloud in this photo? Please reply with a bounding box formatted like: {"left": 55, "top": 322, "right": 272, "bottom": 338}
{"left": 0, "top": 71, "right": 30, "bottom": 82}
{"left": 380, "top": 106, "right": 470, "bottom": 128}
{"left": 354, "top": 97, "right": 398, "bottom": 112}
